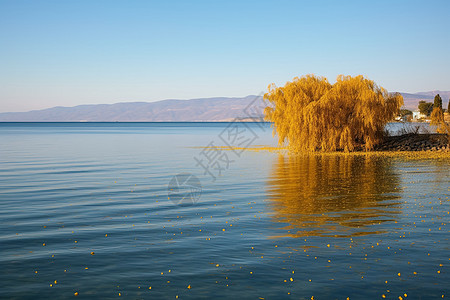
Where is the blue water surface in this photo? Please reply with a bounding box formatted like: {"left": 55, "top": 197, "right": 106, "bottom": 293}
{"left": 0, "top": 122, "right": 449, "bottom": 299}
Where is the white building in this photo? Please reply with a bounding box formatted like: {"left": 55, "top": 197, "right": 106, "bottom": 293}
{"left": 412, "top": 110, "right": 426, "bottom": 120}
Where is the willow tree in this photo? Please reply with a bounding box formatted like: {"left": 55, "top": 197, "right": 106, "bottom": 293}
{"left": 430, "top": 94, "right": 450, "bottom": 135}
{"left": 430, "top": 106, "right": 450, "bottom": 135}
{"left": 264, "top": 74, "right": 403, "bottom": 152}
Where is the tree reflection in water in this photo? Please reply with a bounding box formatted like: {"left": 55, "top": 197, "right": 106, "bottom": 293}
{"left": 266, "top": 154, "right": 402, "bottom": 238}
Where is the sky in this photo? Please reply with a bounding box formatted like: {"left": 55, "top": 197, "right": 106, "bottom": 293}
{"left": 0, "top": 0, "right": 449, "bottom": 112}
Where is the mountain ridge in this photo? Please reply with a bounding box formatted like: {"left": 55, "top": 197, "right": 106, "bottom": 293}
{"left": 0, "top": 96, "right": 264, "bottom": 122}
{"left": 1, "top": 92, "right": 449, "bottom": 122}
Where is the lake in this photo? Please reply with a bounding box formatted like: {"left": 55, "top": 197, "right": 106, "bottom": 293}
{"left": 0, "top": 122, "right": 449, "bottom": 299}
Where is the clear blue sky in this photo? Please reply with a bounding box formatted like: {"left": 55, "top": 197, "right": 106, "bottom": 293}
{"left": 0, "top": 0, "right": 449, "bottom": 112}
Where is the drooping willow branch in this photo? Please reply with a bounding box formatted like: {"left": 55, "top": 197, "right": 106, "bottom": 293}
{"left": 264, "top": 74, "right": 403, "bottom": 152}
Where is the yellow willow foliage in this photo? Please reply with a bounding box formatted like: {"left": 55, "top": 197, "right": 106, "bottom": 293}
{"left": 430, "top": 107, "right": 450, "bottom": 135}
{"left": 264, "top": 74, "right": 404, "bottom": 152}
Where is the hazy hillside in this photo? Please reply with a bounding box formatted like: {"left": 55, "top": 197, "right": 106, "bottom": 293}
{"left": 0, "top": 96, "right": 264, "bottom": 122}
{"left": 401, "top": 90, "right": 450, "bottom": 110}
{"left": 0, "top": 92, "right": 448, "bottom": 121}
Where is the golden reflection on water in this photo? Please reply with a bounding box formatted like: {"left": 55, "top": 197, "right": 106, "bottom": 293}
{"left": 266, "top": 154, "right": 402, "bottom": 238}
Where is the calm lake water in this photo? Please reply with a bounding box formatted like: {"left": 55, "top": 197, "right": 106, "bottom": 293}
{"left": 0, "top": 122, "right": 449, "bottom": 299}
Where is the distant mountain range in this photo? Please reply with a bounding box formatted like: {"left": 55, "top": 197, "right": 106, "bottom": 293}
{"left": 0, "top": 91, "right": 448, "bottom": 122}
{"left": 0, "top": 96, "right": 264, "bottom": 122}
{"left": 401, "top": 91, "right": 450, "bottom": 110}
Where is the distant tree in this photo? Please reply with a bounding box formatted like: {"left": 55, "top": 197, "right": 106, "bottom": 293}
{"left": 431, "top": 94, "right": 449, "bottom": 135}
{"left": 399, "top": 109, "right": 412, "bottom": 117}
{"left": 448, "top": 99, "right": 450, "bottom": 112}
{"left": 434, "top": 94, "right": 443, "bottom": 110}
{"left": 431, "top": 106, "right": 449, "bottom": 135}
{"left": 418, "top": 101, "right": 433, "bottom": 116}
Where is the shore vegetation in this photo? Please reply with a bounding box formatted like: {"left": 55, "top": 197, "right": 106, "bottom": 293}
{"left": 264, "top": 74, "right": 403, "bottom": 152}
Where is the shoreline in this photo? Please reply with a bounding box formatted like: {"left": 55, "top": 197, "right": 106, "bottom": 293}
{"left": 206, "top": 133, "right": 450, "bottom": 157}
{"left": 375, "top": 133, "right": 448, "bottom": 152}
